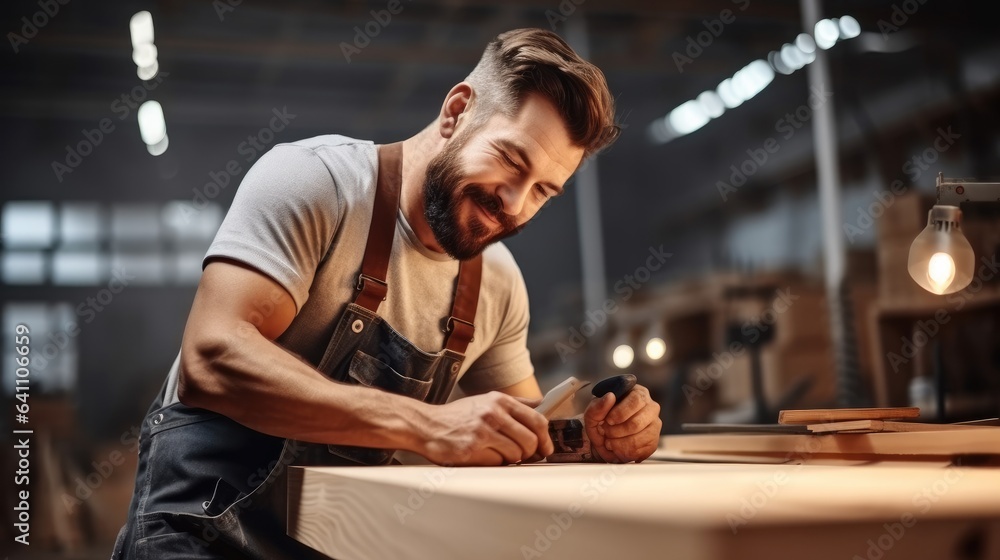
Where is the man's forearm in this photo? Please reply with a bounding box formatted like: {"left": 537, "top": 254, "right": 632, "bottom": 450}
{"left": 178, "top": 325, "right": 431, "bottom": 454}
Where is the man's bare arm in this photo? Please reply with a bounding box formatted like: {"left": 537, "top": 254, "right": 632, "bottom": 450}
{"left": 177, "top": 259, "right": 429, "bottom": 451}
{"left": 177, "top": 259, "right": 552, "bottom": 465}
{"left": 493, "top": 376, "right": 543, "bottom": 399}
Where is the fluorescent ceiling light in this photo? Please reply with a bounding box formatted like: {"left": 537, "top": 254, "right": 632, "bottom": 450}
{"left": 137, "top": 100, "right": 166, "bottom": 145}
{"left": 130, "top": 11, "right": 154, "bottom": 48}
{"left": 697, "top": 90, "right": 725, "bottom": 118}
{"left": 668, "top": 99, "right": 711, "bottom": 135}
{"left": 815, "top": 19, "right": 839, "bottom": 49}
{"left": 839, "top": 16, "right": 861, "bottom": 39}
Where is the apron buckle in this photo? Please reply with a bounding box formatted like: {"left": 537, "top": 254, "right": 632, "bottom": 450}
{"left": 443, "top": 315, "right": 475, "bottom": 342}
{"left": 355, "top": 273, "right": 388, "bottom": 301}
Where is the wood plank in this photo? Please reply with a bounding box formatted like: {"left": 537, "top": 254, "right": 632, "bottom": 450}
{"left": 661, "top": 428, "right": 1000, "bottom": 458}
{"left": 807, "top": 420, "right": 996, "bottom": 434}
{"left": 778, "top": 407, "right": 920, "bottom": 425}
{"left": 682, "top": 423, "right": 811, "bottom": 434}
{"left": 806, "top": 419, "right": 879, "bottom": 433}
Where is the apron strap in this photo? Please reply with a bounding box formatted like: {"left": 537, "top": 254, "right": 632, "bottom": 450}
{"left": 444, "top": 255, "right": 482, "bottom": 355}
{"left": 354, "top": 142, "right": 402, "bottom": 312}
{"left": 355, "top": 141, "right": 483, "bottom": 355}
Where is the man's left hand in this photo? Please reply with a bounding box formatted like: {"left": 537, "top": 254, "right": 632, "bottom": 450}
{"left": 584, "top": 384, "right": 661, "bottom": 463}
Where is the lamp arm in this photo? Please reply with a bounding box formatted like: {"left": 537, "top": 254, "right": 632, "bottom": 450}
{"left": 935, "top": 172, "right": 1000, "bottom": 206}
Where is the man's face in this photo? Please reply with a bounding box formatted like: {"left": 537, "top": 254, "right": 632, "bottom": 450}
{"left": 424, "top": 92, "right": 584, "bottom": 260}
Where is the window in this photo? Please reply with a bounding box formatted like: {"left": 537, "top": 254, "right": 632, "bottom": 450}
{"left": 3, "top": 302, "right": 76, "bottom": 396}
{"left": 1, "top": 200, "right": 222, "bottom": 286}
{"left": 2, "top": 201, "right": 55, "bottom": 248}
{"left": 2, "top": 252, "right": 45, "bottom": 284}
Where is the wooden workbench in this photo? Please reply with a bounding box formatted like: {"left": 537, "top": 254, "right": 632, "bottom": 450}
{"left": 287, "top": 460, "right": 1000, "bottom": 560}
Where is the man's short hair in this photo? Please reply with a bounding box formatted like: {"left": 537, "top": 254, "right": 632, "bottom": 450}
{"left": 465, "top": 28, "right": 620, "bottom": 158}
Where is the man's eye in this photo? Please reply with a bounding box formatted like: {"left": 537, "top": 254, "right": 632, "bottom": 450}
{"left": 534, "top": 184, "right": 550, "bottom": 198}
{"left": 500, "top": 153, "right": 520, "bottom": 172}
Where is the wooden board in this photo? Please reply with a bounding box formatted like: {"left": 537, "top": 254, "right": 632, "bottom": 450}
{"left": 778, "top": 407, "right": 919, "bottom": 425}
{"left": 660, "top": 429, "right": 1000, "bottom": 458}
{"left": 807, "top": 420, "right": 996, "bottom": 434}
{"left": 288, "top": 462, "right": 1000, "bottom": 560}
{"left": 682, "top": 423, "right": 811, "bottom": 434}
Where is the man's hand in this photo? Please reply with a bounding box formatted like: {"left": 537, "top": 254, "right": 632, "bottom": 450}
{"left": 418, "top": 392, "right": 554, "bottom": 466}
{"left": 584, "top": 384, "right": 661, "bottom": 463}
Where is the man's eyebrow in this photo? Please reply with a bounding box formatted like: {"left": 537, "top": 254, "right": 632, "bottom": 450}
{"left": 494, "top": 138, "right": 565, "bottom": 195}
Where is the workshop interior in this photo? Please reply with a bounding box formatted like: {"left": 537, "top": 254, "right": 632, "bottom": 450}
{"left": 2, "top": 0, "right": 1000, "bottom": 558}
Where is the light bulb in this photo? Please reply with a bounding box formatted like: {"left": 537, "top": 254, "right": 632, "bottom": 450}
{"left": 645, "top": 337, "right": 667, "bottom": 361}
{"left": 612, "top": 344, "right": 634, "bottom": 369}
{"left": 926, "top": 252, "right": 956, "bottom": 294}
{"left": 907, "top": 205, "right": 975, "bottom": 295}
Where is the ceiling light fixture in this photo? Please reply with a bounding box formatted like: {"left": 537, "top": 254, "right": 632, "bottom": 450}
{"left": 650, "top": 16, "right": 858, "bottom": 144}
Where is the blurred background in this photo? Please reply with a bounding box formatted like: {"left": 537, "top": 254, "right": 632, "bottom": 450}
{"left": 1, "top": 0, "right": 999, "bottom": 557}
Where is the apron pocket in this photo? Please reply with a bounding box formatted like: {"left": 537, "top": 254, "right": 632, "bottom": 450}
{"left": 347, "top": 350, "right": 433, "bottom": 401}
{"left": 132, "top": 512, "right": 220, "bottom": 560}
{"left": 135, "top": 530, "right": 219, "bottom": 560}
{"left": 203, "top": 478, "right": 246, "bottom": 516}
{"left": 325, "top": 350, "right": 433, "bottom": 465}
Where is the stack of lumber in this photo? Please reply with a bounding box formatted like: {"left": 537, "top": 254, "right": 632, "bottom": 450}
{"left": 663, "top": 408, "right": 1000, "bottom": 464}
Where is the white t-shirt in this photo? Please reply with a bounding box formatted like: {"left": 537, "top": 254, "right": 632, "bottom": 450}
{"left": 162, "top": 135, "right": 534, "bottom": 406}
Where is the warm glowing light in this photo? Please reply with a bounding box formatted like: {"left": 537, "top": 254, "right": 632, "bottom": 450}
{"left": 926, "top": 252, "right": 956, "bottom": 294}
{"left": 907, "top": 205, "right": 975, "bottom": 295}
{"left": 612, "top": 344, "right": 634, "bottom": 369}
{"left": 645, "top": 337, "right": 667, "bottom": 361}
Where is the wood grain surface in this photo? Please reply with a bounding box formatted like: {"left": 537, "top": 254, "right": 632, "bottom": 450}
{"left": 288, "top": 461, "right": 1000, "bottom": 560}
{"left": 778, "top": 407, "right": 920, "bottom": 425}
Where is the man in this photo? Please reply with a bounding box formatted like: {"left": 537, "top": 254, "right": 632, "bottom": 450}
{"left": 113, "top": 28, "right": 661, "bottom": 559}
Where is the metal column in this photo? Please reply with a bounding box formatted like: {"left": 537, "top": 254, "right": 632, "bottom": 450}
{"left": 801, "top": 0, "right": 861, "bottom": 406}
{"left": 566, "top": 17, "right": 609, "bottom": 376}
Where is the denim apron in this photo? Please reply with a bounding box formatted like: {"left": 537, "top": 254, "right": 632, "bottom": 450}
{"left": 112, "top": 142, "right": 483, "bottom": 559}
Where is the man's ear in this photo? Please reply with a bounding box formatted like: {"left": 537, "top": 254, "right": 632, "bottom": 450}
{"left": 439, "top": 83, "right": 473, "bottom": 139}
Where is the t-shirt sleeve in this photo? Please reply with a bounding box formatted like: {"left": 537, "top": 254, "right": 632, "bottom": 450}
{"left": 459, "top": 262, "right": 535, "bottom": 394}
{"left": 204, "top": 144, "right": 340, "bottom": 311}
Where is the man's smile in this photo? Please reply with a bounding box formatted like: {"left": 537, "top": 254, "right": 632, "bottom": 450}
{"left": 473, "top": 199, "right": 501, "bottom": 230}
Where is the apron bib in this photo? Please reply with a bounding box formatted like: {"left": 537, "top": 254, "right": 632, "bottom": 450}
{"left": 112, "top": 142, "right": 483, "bottom": 559}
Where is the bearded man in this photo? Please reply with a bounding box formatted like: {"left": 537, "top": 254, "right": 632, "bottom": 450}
{"left": 113, "top": 28, "right": 661, "bottom": 559}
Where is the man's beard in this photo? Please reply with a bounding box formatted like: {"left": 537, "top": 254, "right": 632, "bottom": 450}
{"left": 423, "top": 134, "right": 525, "bottom": 260}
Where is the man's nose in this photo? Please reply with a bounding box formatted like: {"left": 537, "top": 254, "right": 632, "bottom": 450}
{"left": 495, "top": 180, "right": 531, "bottom": 216}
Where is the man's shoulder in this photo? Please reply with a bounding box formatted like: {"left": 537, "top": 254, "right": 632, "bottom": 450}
{"left": 280, "top": 134, "right": 374, "bottom": 152}
{"left": 271, "top": 135, "right": 376, "bottom": 168}
{"left": 256, "top": 135, "right": 377, "bottom": 193}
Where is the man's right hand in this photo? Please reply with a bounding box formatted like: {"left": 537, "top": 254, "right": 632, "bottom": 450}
{"left": 417, "top": 392, "right": 554, "bottom": 466}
